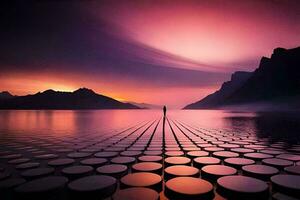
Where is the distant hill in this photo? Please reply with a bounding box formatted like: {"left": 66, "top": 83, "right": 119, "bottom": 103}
{"left": 0, "top": 91, "right": 14, "bottom": 100}
{"left": 0, "top": 88, "right": 140, "bottom": 109}
{"left": 184, "top": 47, "right": 300, "bottom": 110}
{"left": 125, "top": 101, "right": 163, "bottom": 109}
{"left": 184, "top": 71, "right": 252, "bottom": 109}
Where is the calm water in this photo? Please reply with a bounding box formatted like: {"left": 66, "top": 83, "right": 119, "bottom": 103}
{"left": 0, "top": 109, "right": 299, "bottom": 143}
{"left": 1, "top": 109, "right": 300, "bottom": 199}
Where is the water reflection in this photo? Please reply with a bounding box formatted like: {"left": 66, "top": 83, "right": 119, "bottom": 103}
{"left": 0, "top": 110, "right": 299, "bottom": 143}
{"left": 0, "top": 110, "right": 158, "bottom": 137}
{"left": 224, "top": 112, "right": 300, "bottom": 143}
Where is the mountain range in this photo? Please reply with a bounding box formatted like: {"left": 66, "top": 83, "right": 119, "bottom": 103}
{"left": 125, "top": 101, "right": 163, "bottom": 109}
{"left": 0, "top": 88, "right": 139, "bottom": 109}
{"left": 184, "top": 46, "right": 300, "bottom": 110}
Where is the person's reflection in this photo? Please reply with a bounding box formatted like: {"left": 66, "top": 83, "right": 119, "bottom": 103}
{"left": 163, "top": 106, "right": 167, "bottom": 140}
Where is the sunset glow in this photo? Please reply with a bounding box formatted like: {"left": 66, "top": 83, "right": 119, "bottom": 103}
{"left": 1, "top": 0, "right": 300, "bottom": 107}
{"left": 1, "top": 2, "right": 300, "bottom": 198}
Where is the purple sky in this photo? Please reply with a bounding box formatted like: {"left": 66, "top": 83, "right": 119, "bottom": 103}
{"left": 0, "top": 0, "right": 299, "bottom": 107}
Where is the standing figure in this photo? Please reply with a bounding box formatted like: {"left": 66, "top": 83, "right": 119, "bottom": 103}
{"left": 163, "top": 105, "right": 167, "bottom": 117}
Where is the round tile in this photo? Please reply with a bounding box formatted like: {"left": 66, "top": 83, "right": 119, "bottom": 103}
{"left": 67, "top": 152, "right": 91, "bottom": 159}
{"left": 262, "top": 158, "right": 293, "bottom": 169}
{"left": 8, "top": 158, "right": 30, "bottom": 164}
{"left": 217, "top": 175, "right": 269, "bottom": 199}
{"left": 284, "top": 166, "right": 300, "bottom": 175}
{"left": 138, "top": 156, "right": 163, "bottom": 163}
{"left": 204, "top": 147, "right": 224, "bottom": 153}
{"left": 68, "top": 175, "right": 117, "bottom": 199}
{"left": 230, "top": 148, "right": 255, "bottom": 154}
{"left": 276, "top": 154, "right": 300, "bottom": 162}
{"left": 242, "top": 164, "right": 279, "bottom": 180}
{"left": 272, "top": 192, "right": 299, "bottom": 200}
{"left": 0, "top": 177, "right": 26, "bottom": 190}
{"left": 15, "top": 162, "right": 40, "bottom": 170}
{"left": 80, "top": 158, "right": 108, "bottom": 167}
{"left": 193, "top": 157, "right": 221, "bottom": 169}
{"left": 120, "top": 172, "right": 162, "bottom": 192}
{"left": 120, "top": 151, "right": 142, "bottom": 157}
{"left": 165, "top": 177, "right": 214, "bottom": 200}
{"left": 110, "top": 156, "right": 136, "bottom": 165}
{"left": 244, "top": 153, "right": 273, "bottom": 160}
{"left": 164, "top": 165, "right": 199, "bottom": 180}
{"left": 112, "top": 187, "right": 159, "bottom": 200}
{"left": 15, "top": 176, "right": 68, "bottom": 199}
{"left": 21, "top": 168, "right": 54, "bottom": 180}
{"left": 94, "top": 151, "right": 119, "bottom": 158}
{"left": 0, "top": 154, "right": 22, "bottom": 160}
{"left": 271, "top": 175, "right": 300, "bottom": 197}
{"left": 165, "top": 151, "right": 184, "bottom": 157}
{"left": 224, "top": 158, "right": 255, "bottom": 169}
{"left": 132, "top": 162, "right": 163, "bottom": 174}
{"left": 213, "top": 151, "right": 239, "bottom": 159}
{"left": 48, "top": 158, "right": 75, "bottom": 167}
{"left": 35, "top": 154, "right": 59, "bottom": 160}
{"left": 96, "top": 164, "right": 128, "bottom": 178}
{"left": 164, "top": 156, "right": 191, "bottom": 166}
{"left": 201, "top": 165, "right": 237, "bottom": 182}
{"left": 186, "top": 151, "right": 209, "bottom": 158}
{"left": 62, "top": 165, "right": 93, "bottom": 180}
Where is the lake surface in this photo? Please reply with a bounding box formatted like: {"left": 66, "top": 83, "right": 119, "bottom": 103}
{"left": 0, "top": 109, "right": 300, "bottom": 199}
{"left": 0, "top": 109, "right": 299, "bottom": 143}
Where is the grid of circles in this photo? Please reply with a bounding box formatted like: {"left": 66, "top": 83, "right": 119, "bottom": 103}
{"left": 0, "top": 117, "right": 300, "bottom": 200}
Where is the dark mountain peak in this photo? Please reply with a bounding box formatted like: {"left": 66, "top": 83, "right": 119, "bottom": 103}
{"left": 0, "top": 91, "right": 12, "bottom": 96}
{"left": 259, "top": 56, "right": 271, "bottom": 65}
{"left": 231, "top": 71, "right": 252, "bottom": 81}
{"left": 273, "top": 47, "right": 287, "bottom": 53}
{"left": 220, "top": 71, "right": 252, "bottom": 91}
{"left": 184, "top": 46, "right": 300, "bottom": 110}
{"left": 272, "top": 47, "right": 287, "bottom": 58}
{"left": 0, "top": 87, "right": 139, "bottom": 109}
{"left": 184, "top": 70, "right": 252, "bottom": 109}
{"left": 257, "top": 56, "right": 271, "bottom": 72}
{"left": 42, "top": 89, "right": 56, "bottom": 94}
{"left": 73, "top": 88, "right": 96, "bottom": 95}
{"left": 0, "top": 91, "right": 14, "bottom": 99}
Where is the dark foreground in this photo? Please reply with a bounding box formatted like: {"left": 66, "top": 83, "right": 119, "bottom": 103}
{"left": 0, "top": 110, "right": 300, "bottom": 200}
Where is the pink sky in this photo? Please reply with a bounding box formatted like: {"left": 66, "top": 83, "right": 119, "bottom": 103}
{"left": 96, "top": 0, "right": 300, "bottom": 71}
{"left": 1, "top": 0, "right": 300, "bottom": 108}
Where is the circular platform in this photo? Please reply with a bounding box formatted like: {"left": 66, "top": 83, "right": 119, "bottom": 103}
{"left": 68, "top": 175, "right": 117, "bottom": 199}
{"left": 164, "top": 156, "right": 191, "bottom": 166}
{"left": 15, "top": 176, "right": 68, "bottom": 200}
{"left": 96, "top": 164, "right": 128, "bottom": 178}
{"left": 112, "top": 187, "right": 159, "bottom": 200}
{"left": 165, "top": 177, "right": 214, "bottom": 200}
{"left": 224, "top": 158, "right": 255, "bottom": 169}
{"left": 217, "top": 175, "right": 269, "bottom": 199}
{"left": 164, "top": 165, "right": 199, "bottom": 180}
{"left": 271, "top": 175, "right": 300, "bottom": 197}
{"left": 21, "top": 167, "right": 54, "bottom": 180}
{"left": 48, "top": 158, "right": 75, "bottom": 167}
{"left": 62, "top": 165, "right": 93, "bottom": 179}
{"left": 201, "top": 165, "right": 237, "bottom": 182}
{"left": 120, "top": 172, "right": 162, "bottom": 192}
{"left": 242, "top": 164, "right": 279, "bottom": 180}
{"left": 193, "top": 157, "right": 221, "bottom": 169}
{"left": 132, "top": 162, "right": 163, "bottom": 174}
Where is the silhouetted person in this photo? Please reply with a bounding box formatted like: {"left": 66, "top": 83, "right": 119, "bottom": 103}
{"left": 162, "top": 106, "right": 167, "bottom": 144}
